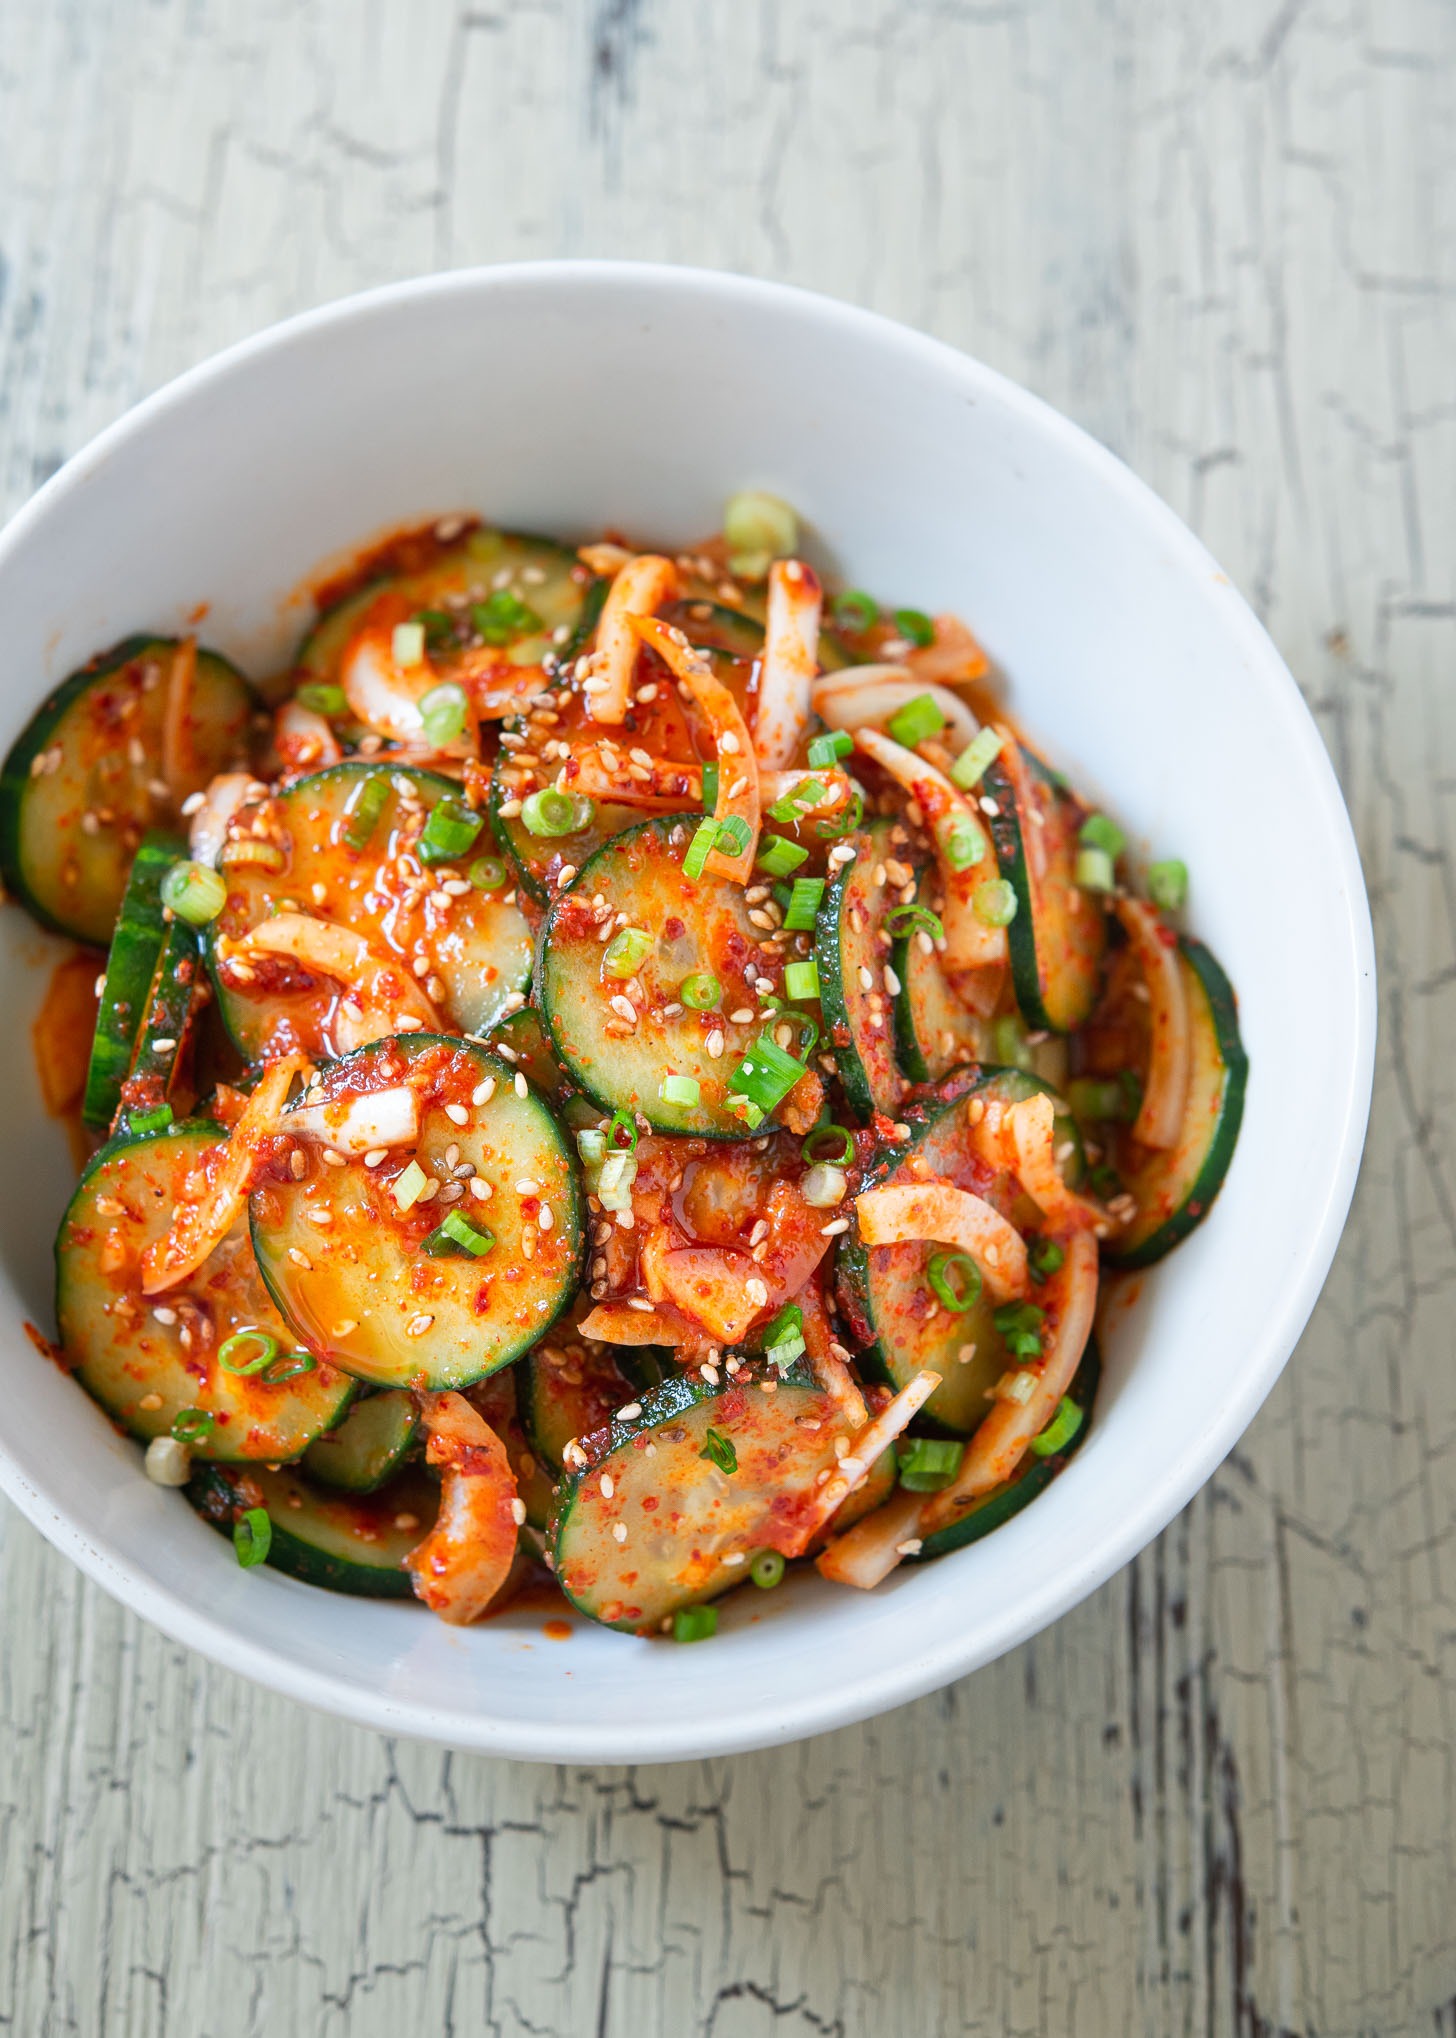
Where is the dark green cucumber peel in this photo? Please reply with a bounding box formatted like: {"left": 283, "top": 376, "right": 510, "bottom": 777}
{"left": 120, "top": 910, "right": 201, "bottom": 1130}
{"left": 981, "top": 745, "right": 1106, "bottom": 1035}
{"left": 815, "top": 818, "right": 905, "bottom": 1123}
{"left": 82, "top": 833, "right": 186, "bottom": 1128}
{"left": 303, "top": 1389, "right": 420, "bottom": 1493}
{"left": 522, "top": 1341, "right": 637, "bottom": 1475}
{"left": 188, "top": 1462, "right": 436, "bottom": 1597}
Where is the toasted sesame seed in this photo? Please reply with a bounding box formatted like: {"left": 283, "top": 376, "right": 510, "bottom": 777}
{"left": 858, "top": 966, "right": 874, "bottom": 991}
{"left": 616, "top": 1402, "right": 642, "bottom": 1420}
{"left": 139, "top": 1391, "right": 164, "bottom": 1410}
{"left": 333, "top": 1320, "right": 358, "bottom": 1337}
{"left": 152, "top": 1306, "right": 178, "bottom": 1326}
{"left": 406, "top": 1313, "right": 433, "bottom": 1337}
{"left": 600, "top": 1474, "right": 615, "bottom": 1498}
{"left": 443, "top": 1102, "right": 469, "bottom": 1126}
{"left": 612, "top": 1522, "right": 628, "bottom": 1544}
{"left": 514, "top": 1073, "right": 528, "bottom": 1098}
{"left": 896, "top": 1538, "right": 924, "bottom": 1557}
{"left": 627, "top": 1296, "right": 654, "bottom": 1312}
{"left": 729, "top": 1007, "right": 754, "bottom": 1025}
{"left": 363, "top": 1148, "right": 387, "bottom": 1169}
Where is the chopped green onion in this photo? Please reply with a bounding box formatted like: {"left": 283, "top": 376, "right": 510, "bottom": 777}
{"left": 1028, "top": 1237, "right": 1066, "bottom": 1283}
{"left": 672, "top": 1604, "right": 718, "bottom": 1643}
{"left": 392, "top": 621, "right": 426, "bottom": 668}
{"left": 887, "top": 692, "right": 945, "bottom": 748}
{"left": 897, "top": 1437, "right": 964, "bottom": 1492}
{"left": 603, "top": 926, "right": 653, "bottom": 979}
{"left": 680, "top": 972, "right": 721, "bottom": 1010}
{"left": 972, "top": 878, "right": 1018, "bottom": 927}
{"left": 420, "top": 681, "right": 469, "bottom": 747}
{"left": 392, "top": 1159, "right": 428, "bottom": 1212}
{"left": 1080, "top": 813, "right": 1126, "bottom": 859}
{"left": 295, "top": 681, "right": 348, "bottom": 717}
{"left": 833, "top": 591, "right": 878, "bottom": 634}
{"left": 1029, "top": 1395, "right": 1086, "bottom": 1458}
{"left": 943, "top": 812, "right": 988, "bottom": 872}
{"left": 800, "top": 1162, "right": 847, "bottom": 1207}
{"left": 595, "top": 1150, "right": 638, "bottom": 1212}
{"left": 884, "top": 902, "right": 943, "bottom": 942}
{"left": 683, "top": 816, "right": 720, "bottom": 881}
{"left": 416, "top": 607, "right": 456, "bottom": 649}
{"left": 993, "top": 1300, "right": 1045, "bottom": 1358}
{"left": 660, "top": 1073, "right": 701, "bottom": 1107}
{"left": 730, "top": 1033, "right": 809, "bottom": 1117}
{"left": 171, "top": 1406, "right": 215, "bottom": 1444}
{"left": 783, "top": 876, "right": 824, "bottom": 932}
{"left": 1075, "top": 846, "right": 1115, "bottom": 892}
{"left": 774, "top": 1009, "right": 819, "bottom": 1060}
{"left": 801, "top": 1120, "right": 854, "bottom": 1166}
{"left": 756, "top": 833, "right": 809, "bottom": 878}
{"left": 261, "top": 1350, "right": 317, "bottom": 1383}
{"left": 926, "top": 1250, "right": 982, "bottom": 1313}
{"left": 1089, "top": 1160, "right": 1122, "bottom": 1200}
{"left": 472, "top": 590, "right": 543, "bottom": 643}
{"left": 807, "top": 728, "right": 853, "bottom": 768}
{"left": 342, "top": 773, "right": 390, "bottom": 851}
{"left": 608, "top": 1108, "right": 638, "bottom": 1151}
{"left": 990, "top": 1013, "right": 1035, "bottom": 1070}
{"left": 1147, "top": 858, "right": 1188, "bottom": 911}
{"left": 418, "top": 794, "right": 484, "bottom": 866}
{"left": 723, "top": 489, "right": 798, "bottom": 561}
{"left": 421, "top": 1209, "right": 496, "bottom": 1258}
{"left": 750, "top": 1550, "right": 786, "bottom": 1589}
{"left": 767, "top": 775, "right": 827, "bottom": 825}
{"left": 714, "top": 814, "right": 751, "bottom": 859}
{"left": 520, "top": 787, "right": 593, "bottom": 838}
{"left": 815, "top": 788, "right": 864, "bottom": 840}
{"left": 233, "top": 1506, "right": 272, "bottom": 1568}
{"left": 762, "top": 1302, "right": 806, "bottom": 1369}
{"left": 217, "top": 1329, "right": 279, "bottom": 1377}
{"left": 130, "top": 1104, "right": 175, "bottom": 1135}
{"left": 784, "top": 958, "right": 820, "bottom": 1001}
{"left": 893, "top": 608, "right": 935, "bottom": 648}
{"left": 575, "top": 1127, "right": 607, "bottom": 1167}
{"left": 733, "top": 1099, "right": 766, "bottom": 1129}
{"left": 468, "top": 855, "right": 508, "bottom": 892}
{"left": 949, "top": 727, "right": 1003, "bottom": 791}
{"left": 699, "top": 1427, "right": 737, "bottom": 1475}
{"left": 1067, "top": 1073, "right": 1142, "bottom": 1124}
{"left": 700, "top": 760, "right": 720, "bottom": 814}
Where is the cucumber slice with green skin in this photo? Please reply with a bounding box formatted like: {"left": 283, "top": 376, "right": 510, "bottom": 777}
{"left": 488, "top": 758, "right": 643, "bottom": 910}
{"left": 189, "top": 1462, "right": 438, "bottom": 1597}
{"left": 981, "top": 743, "right": 1107, "bottom": 1034}
{"left": 82, "top": 834, "right": 186, "bottom": 1128}
{"left": 118, "top": 911, "right": 201, "bottom": 1130}
{"left": 487, "top": 1004, "right": 570, "bottom": 1101}
{"left": 523, "top": 1338, "right": 638, "bottom": 1475}
{"left": 835, "top": 1068, "right": 1082, "bottom": 1437}
{"left": 550, "top": 1361, "right": 858, "bottom": 1631}
{"left": 251, "top": 1033, "right": 583, "bottom": 1391}
{"left": 56, "top": 1120, "right": 355, "bottom": 1458}
{"left": 912, "top": 1337, "right": 1100, "bottom": 1560}
{"left": 0, "top": 636, "right": 254, "bottom": 945}
{"left": 1104, "top": 938, "right": 1247, "bottom": 1269}
{"left": 661, "top": 598, "right": 764, "bottom": 668}
{"left": 303, "top": 1388, "right": 420, "bottom": 1493}
{"left": 469, "top": 1365, "right": 556, "bottom": 1530}
{"left": 204, "top": 762, "right": 533, "bottom": 1061}
{"left": 817, "top": 818, "right": 907, "bottom": 1122}
{"left": 538, "top": 815, "right": 790, "bottom": 1138}
{"left": 890, "top": 866, "right": 989, "bottom": 1085}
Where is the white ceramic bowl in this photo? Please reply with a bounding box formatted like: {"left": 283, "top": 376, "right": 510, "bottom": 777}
{"left": 0, "top": 264, "right": 1374, "bottom": 1760}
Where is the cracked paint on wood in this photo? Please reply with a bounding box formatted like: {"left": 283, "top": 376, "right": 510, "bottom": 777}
{"left": 0, "top": 0, "right": 1451, "bottom": 2030}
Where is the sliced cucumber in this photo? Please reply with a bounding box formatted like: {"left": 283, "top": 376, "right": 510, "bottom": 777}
{"left": 487, "top": 1004, "right": 570, "bottom": 1102}
{"left": 56, "top": 1121, "right": 354, "bottom": 1458}
{"left": 816, "top": 818, "right": 906, "bottom": 1121}
{"left": 835, "top": 1068, "right": 1082, "bottom": 1436}
{"left": 488, "top": 757, "right": 644, "bottom": 909}
{"left": 0, "top": 636, "right": 254, "bottom": 944}
{"left": 538, "top": 815, "right": 788, "bottom": 1138}
{"left": 891, "top": 865, "right": 989, "bottom": 1085}
{"left": 913, "top": 1337, "right": 1100, "bottom": 1560}
{"left": 120, "top": 910, "right": 201, "bottom": 1130}
{"left": 189, "top": 1461, "right": 438, "bottom": 1597}
{"left": 303, "top": 1388, "right": 419, "bottom": 1493}
{"left": 204, "top": 762, "right": 533, "bottom": 1060}
{"left": 295, "top": 582, "right": 384, "bottom": 691}
{"left": 523, "top": 1337, "right": 637, "bottom": 1474}
{"left": 251, "top": 1033, "right": 582, "bottom": 1391}
{"left": 661, "top": 597, "right": 764, "bottom": 669}
{"left": 83, "top": 834, "right": 184, "bottom": 1128}
{"left": 1104, "top": 938, "right": 1247, "bottom": 1268}
{"left": 550, "top": 1362, "right": 858, "bottom": 1630}
{"left": 982, "top": 743, "right": 1107, "bottom": 1033}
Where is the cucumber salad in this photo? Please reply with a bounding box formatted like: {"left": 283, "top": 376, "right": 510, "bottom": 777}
{"left": 6, "top": 498, "right": 1245, "bottom": 1638}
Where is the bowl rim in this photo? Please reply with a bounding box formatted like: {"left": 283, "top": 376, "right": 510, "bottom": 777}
{"left": 0, "top": 260, "right": 1377, "bottom": 1759}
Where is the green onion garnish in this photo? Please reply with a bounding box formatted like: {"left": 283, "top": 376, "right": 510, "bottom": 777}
{"left": 776, "top": 1010, "right": 819, "bottom": 1059}
{"left": 1147, "top": 858, "right": 1188, "bottom": 911}
{"left": 761, "top": 1302, "right": 806, "bottom": 1369}
{"left": 472, "top": 589, "right": 543, "bottom": 644}
{"left": 233, "top": 1506, "right": 272, "bottom": 1568}
{"left": 993, "top": 1300, "right": 1045, "bottom": 1358}
{"left": 926, "top": 1250, "right": 982, "bottom": 1313}
{"left": 608, "top": 1108, "right": 638, "bottom": 1151}
{"left": 723, "top": 489, "right": 798, "bottom": 561}
{"left": 1080, "top": 813, "right": 1126, "bottom": 859}
{"left": 699, "top": 1427, "right": 737, "bottom": 1475}
{"left": 1029, "top": 1395, "right": 1086, "bottom": 1458}
{"left": 815, "top": 788, "right": 863, "bottom": 840}
{"left": 217, "top": 1329, "right": 279, "bottom": 1377}
{"left": 419, "top": 681, "right": 469, "bottom": 747}
{"left": 714, "top": 813, "right": 751, "bottom": 858}
{"left": 1075, "top": 846, "right": 1115, "bottom": 893}
{"left": 392, "top": 620, "right": 426, "bottom": 668}
{"left": 295, "top": 681, "right": 349, "bottom": 717}
{"left": 896, "top": 1437, "right": 964, "bottom": 1491}
{"left": 421, "top": 1209, "right": 496, "bottom": 1258}
{"left": 418, "top": 794, "right": 485, "bottom": 866}
{"left": 701, "top": 760, "right": 719, "bottom": 813}
{"left": 1088, "top": 1160, "right": 1122, "bottom": 1200}
{"left": 884, "top": 902, "right": 943, "bottom": 942}
{"left": 1028, "top": 1237, "right": 1066, "bottom": 1283}
{"left": 392, "top": 1159, "right": 428, "bottom": 1211}
{"left": 683, "top": 816, "right": 719, "bottom": 881}
{"left": 750, "top": 1550, "right": 786, "bottom": 1590}
{"left": 807, "top": 728, "right": 853, "bottom": 768}
{"left": 520, "top": 787, "right": 593, "bottom": 839}
{"left": 416, "top": 607, "right": 456, "bottom": 650}
{"left": 756, "top": 833, "right": 809, "bottom": 878}
{"left": 887, "top": 692, "right": 945, "bottom": 748}
{"left": 990, "top": 1013, "right": 1033, "bottom": 1070}
{"left": 1066, "top": 1073, "right": 1141, "bottom": 1123}
{"left": 972, "top": 878, "right": 1018, "bottom": 927}
{"left": 833, "top": 590, "right": 878, "bottom": 633}
{"left": 680, "top": 972, "right": 722, "bottom": 1010}
{"left": 603, "top": 926, "right": 652, "bottom": 979}
{"left": 729, "top": 1033, "right": 808, "bottom": 1118}
{"left": 672, "top": 1604, "right": 718, "bottom": 1643}
{"left": 893, "top": 608, "right": 935, "bottom": 648}
{"left": 171, "top": 1406, "right": 215, "bottom": 1444}
{"left": 943, "top": 812, "right": 988, "bottom": 872}
{"left": 469, "top": 855, "right": 508, "bottom": 892}
{"left": 261, "top": 1350, "right": 317, "bottom": 1383}
{"left": 949, "top": 728, "right": 1003, "bottom": 791}
{"left": 783, "top": 958, "right": 820, "bottom": 1001}
{"left": 767, "top": 775, "right": 827, "bottom": 825}
{"left": 130, "top": 1104, "right": 175, "bottom": 1135}
{"left": 342, "top": 773, "right": 390, "bottom": 851}
{"left": 782, "top": 876, "right": 824, "bottom": 932}
{"left": 660, "top": 1073, "right": 701, "bottom": 1107}
{"left": 801, "top": 1121, "right": 854, "bottom": 1165}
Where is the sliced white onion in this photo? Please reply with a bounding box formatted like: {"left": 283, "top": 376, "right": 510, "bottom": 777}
{"left": 288, "top": 1084, "right": 420, "bottom": 1156}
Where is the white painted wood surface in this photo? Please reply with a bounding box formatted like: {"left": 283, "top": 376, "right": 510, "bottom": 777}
{"left": 0, "top": 2, "right": 1450, "bottom": 2029}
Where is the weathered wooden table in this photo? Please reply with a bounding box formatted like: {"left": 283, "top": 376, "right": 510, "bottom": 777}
{"left": 1, "top": 3, "right": 1448, "bottom": 2031}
